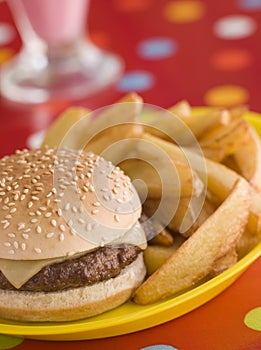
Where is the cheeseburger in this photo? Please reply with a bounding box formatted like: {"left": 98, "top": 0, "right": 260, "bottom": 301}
{"left": 0, "top": 147, "right": 147, "bottom": 322}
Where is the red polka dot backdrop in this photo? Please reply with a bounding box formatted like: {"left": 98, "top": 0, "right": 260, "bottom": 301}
{"left": 87, "top": 0, "right": 261, "bottom": 111}
{"left": 0, "top": 0, "right": 260, "bottom": 110}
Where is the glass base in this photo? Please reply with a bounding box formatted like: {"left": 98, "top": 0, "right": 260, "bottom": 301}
{"left": 0, "top": 41, "right": 124, "bottom": 104}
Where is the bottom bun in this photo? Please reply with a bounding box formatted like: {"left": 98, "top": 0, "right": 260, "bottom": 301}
{"left": 0, "top": 253, "right": 146, "bottom": 322}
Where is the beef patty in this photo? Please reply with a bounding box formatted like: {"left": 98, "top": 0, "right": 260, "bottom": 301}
{"left": 0, "top": 245, "right": 141, "bottom": 292}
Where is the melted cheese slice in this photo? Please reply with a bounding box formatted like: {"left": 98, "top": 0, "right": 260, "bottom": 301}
{"left": 0, "top": 223, "right": 147, "bottom": 289}
{"left": 0, "top": 256, "right": 70, "bottom": 289}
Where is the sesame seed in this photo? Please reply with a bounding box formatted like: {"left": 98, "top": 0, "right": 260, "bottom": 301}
{"left": 40, "top": 206, "right": 47, "bottom": 211}
{"left": 5, "top": 214, "right": 11, "bottom": 219}
{"left": 46, "top": 192, "right": 53, "bottom": 198}
{"left": 36, "top": 210, "right": 42, "bottom": 216}
{"left": 57, "top": 208, "right": 62, "bottom": 217}
{"left": 32, "top": 196, "right": 39, "bottom": 201}
{"left": 91, "top": 209, "right": 99, "bottom": 215}
{"left": 78, "top": 218, "right": 85, "bottom": 224}
{"left": 13, "top": 241, "right": 19, "bottom": 249}
{"left": 101, "top": 188, "right": 109, "bottom": 192}
{"left": 2, "top": 205, "right": 9, "bottom": 210}
{"left": 3, "top": 222, "right": 10, "bottom": 229}
{"left": 28, "top": 201, "right": 33, "bottom": 208}
{"left": 86, "top": 223, "right": 92, "bottom": 231}
{"left": 8, "top": 202, "right": 15, "bottom": 207}
{"left": 10, "top": 208, "right": 16, "bottom": 213}
{"left": 8, "top": 249, "right": 15, "bottom": 255}
{"left": 93, "top": 201, "right": 101, "bottom": 207}
{"left": 4, "top": 197, "right": 9, "bottom": 204}
{"left": 46, "top": 232, "right": 54, "bottom": 238}
{"left": 70, "top": 228, "right": 76, "bottom": 235}
{"left": 7, "top": 233, "right": 15, "bottom": 238}
{"left": 83, "top": 186, "right": 88, "bottom": 192}
{"left": 114, "top": 214, "right": 120, "bottom": 223}
{"left": 18, "top": 223, "right": 25, "bottom": 230}
{"left": 116, "top": 198, "right": 123, "bottom": 203}
{"left": 64, "top": 203, "right": 70, "bottom": 211}
{"left": 22, "top": 233, "right": 29, "bottom": 239}
{"left": 72, "top": 206, "right": 77, "bottom": 213}
{"left": 36, "top": 226, "right": 42, "bottom": 233}
{"left": 21, "top": 243, "right": 26, "bottom": 251}
{"left": 59, "top": 233, "right": 65, "bottom": 241}
{"left": 31, "top": 190, "right": 40, "bottom": 195}
{"left": 14, "top": 193, "right": 19, "bottom": 200}
{"left": 59, "top": 224, "right": 65, "bottom": 232}
{"left": 4, "top": 242, "right": 11, "bottom": 247}
{"left": 34, "top": 247, "right": 42, "bottom": 254}
{"left": 67, "top": 219, "right": 73, "bottom": 226}
{"left": 51, "top": 219, "right": 57, "bottom": 227}
{"left": 80, "top": 195, "right": 86, "bottom": 201}
{"left": 31, "top": 218, "right": 38, "bottom": 223}
{"left": 45, "top": 212, "right": 52, "bottom": 218}
{"left": 20, "top": 194, "right": 26, "bottom": 201}
{"left": 112, "top": 188, "right": 118, "bottom": 194}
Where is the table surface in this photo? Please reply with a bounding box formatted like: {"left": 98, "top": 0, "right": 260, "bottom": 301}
{"left": 0, "top": 0, "right": 261, "bottom": 349}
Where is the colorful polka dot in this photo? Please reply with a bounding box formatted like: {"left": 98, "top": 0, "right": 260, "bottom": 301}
{"left": 89, "top": 31, "right": 111, "bottom": 50}
{"left": 244, "top": 307, "right": 261, "bottom": 331}
{"left": 0, "top": 48, "right": 15, "bottom": 65}
{"left": 163, "top": 1, "right": 206, "bottom": 23}
{"left": 0, "top": 335, "right": 24, "bottom": 350}
{"left": 0, "top": 23, "right": 15, "bottom": 46}
{"left": 237, "top": 0, "right": 261, "bottom": 11}
{"left": 204, "top": 85, "right": 249, "bottom": 107}
{"left": 117, "top": 70, "right": 155, "bottom": 92}
{"left": 211, "top": 48, "right": 253, "bottom": 71}
{"left": 137, "top": 38, "right": 178, "bottom": 60}
{"left": 214, "top": 15, "right": 257, "bottom": 39}
{"left": 113, "top": 0, "right": 151, "bottom": 12}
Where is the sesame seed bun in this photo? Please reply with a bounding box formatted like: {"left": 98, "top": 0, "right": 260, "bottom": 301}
{"left": 0, "top": 147, "right": 143, "bottom": 260}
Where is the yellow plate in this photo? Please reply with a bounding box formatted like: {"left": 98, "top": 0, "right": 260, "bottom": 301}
{"left": 0, "top": 110, "right": 261, "bottom": 341}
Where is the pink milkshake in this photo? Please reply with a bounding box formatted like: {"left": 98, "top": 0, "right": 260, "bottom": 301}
{"left": 19, "top": 0, "right": 89, "bottom": 45}
{"left": 1, "top": 0, "right": 123, "bottom": 103}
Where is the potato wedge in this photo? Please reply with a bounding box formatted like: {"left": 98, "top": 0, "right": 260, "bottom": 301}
{"left": 133, "top": 178, "right": 250, "bottom": 304}
{"left": 144, "top": 236, "right": 185, "bottom": 276}
{"left": 41, "top": 107, "right": 90, "bottom": 148}
{"left": 149, "top": 227, "right": 174, "bottom": 246}
{"left": 236, "top": 229, "right": 260, "bottom": 259}
{"left": 119, "top": 158, "right": 203, "bottom": 199}
{"left": 209, "top": 248, "right": 238, "bottom": 277}
{"left": 233, "top": 124, "right": 261, "bottom": 192}
{"left": 200, "top": 119, "right": 250, "bottom": 161}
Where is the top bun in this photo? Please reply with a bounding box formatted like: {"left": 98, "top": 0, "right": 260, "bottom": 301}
{"left": 0, "top": 147, "right": 142, "bottom": 260}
